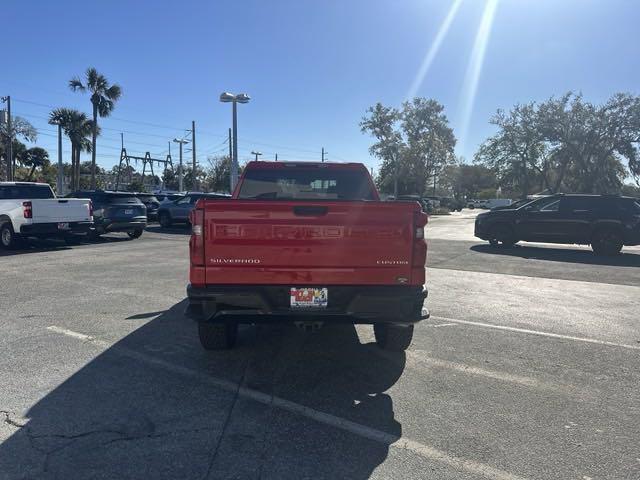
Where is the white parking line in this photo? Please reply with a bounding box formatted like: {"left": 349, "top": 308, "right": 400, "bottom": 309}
{"left": 430, "top": 316, "right": 640, "bottom": 351}
{"left": 406, "top": 350, "right": 589, "bottom": 396}
{"left": 46, "top": 325, "right": 527, "bottom": 480}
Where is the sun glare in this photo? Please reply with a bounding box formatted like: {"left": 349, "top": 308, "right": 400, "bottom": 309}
{"left": 457, "top": 0, "right": 499, "bottom": 155}
{"left": 405, "top": 0, "right": 464, "bottom": 101}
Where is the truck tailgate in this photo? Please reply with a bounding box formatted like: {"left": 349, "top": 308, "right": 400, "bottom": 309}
{"left": 202, "top": 200, "right": 421, "bottom": 285}
{"left": 31, "top": 198, "right": 92, "bottom": 223}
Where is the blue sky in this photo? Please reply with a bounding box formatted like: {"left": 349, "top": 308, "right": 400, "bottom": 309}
{"left": 3, "top": 0, "right": 639, "bottom": 173}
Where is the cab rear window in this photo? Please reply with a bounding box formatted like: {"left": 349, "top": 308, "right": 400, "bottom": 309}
{"left": 238, "top": 167, "right": 376, "bottom": 201}
{"left": 0, "top": 184, "right": 55, "bottom": 199}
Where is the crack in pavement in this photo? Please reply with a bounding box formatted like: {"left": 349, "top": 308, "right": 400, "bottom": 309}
{"left": 1, "top": 410, "right": 26, "bottom": 429}
{"left": 1, "top": 406, "right": 216, "bottom": 478}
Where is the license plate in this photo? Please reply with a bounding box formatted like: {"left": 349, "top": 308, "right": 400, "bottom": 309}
{"left": 290, "top": 288, "right": 328, "bottom": 308}
{"left": 124, "top": 209, "right": 133, "bottom": 215}
{"left": 57, "top": 222, "right": 69, "bottom": 230}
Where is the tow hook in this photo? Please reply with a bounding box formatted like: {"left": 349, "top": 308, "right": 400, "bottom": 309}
{"left": 294, "top": 321, "right": 324, "bottom": 333}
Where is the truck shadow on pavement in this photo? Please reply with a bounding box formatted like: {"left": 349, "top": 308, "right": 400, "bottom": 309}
{"left": 0, "top": 234, "right": 134, "bottom": 257}
{"left": 471, "top": 243, "right": 640, "bottom": 267}
{"left": 145, "top": 225, "right": 191, "bottom": 235}
{"left": 0, "top": 301, "right": 405, "bottom": 480}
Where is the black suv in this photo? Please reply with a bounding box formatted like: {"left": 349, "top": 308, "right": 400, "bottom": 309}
{"left": 475, "top": 194, "right": 640, "bottom": 255}
{"left": 134, "top": 193, "right": 160, "bottom": 222}
{"left": 68, "top": 191, "right": 147, "bottom": 239}
{"left": 157, "top": 193, "right": 229, "bottom": 228}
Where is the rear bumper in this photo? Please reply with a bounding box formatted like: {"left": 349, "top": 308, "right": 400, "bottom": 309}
{"left": 186, "top": 284, "right": 429, "bottom": 325}
{"left": 20, "top": 221, "right": 93, "bottom": 236}
{"left": 97, "top": 218, "right": 147, "bottom": 233}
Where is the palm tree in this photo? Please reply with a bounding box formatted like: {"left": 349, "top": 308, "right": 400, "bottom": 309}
{"left": 69, "top": 68, "right": 122, "bottom": 189}
{"left": 49, "top": 108, "right": 96, "bottom": 191}
{"left": 23, "top": 147, "right": 50, "bottom": 181}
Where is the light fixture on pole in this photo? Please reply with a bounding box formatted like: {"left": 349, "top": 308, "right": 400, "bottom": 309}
{"left": 219, "top": 92, "right": 250, "bottom": 192}
{"left": 251, "top": 151, "right": 262, "bottom": 162}
{"left": 172, "top": 138, "right": 189, "bottom": 192}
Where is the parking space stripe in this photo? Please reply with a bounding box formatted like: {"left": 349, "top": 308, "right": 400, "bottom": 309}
{"left": 405, "top": 350, "right": 593, "bottom": 397}
{"left": 46, "top": 325, "right": 528, "bottom": 480}
{"left": 430, "top": 316, "right": 640, "bottom": 351}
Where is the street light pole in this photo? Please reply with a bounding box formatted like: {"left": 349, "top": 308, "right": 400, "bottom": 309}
{"left": 220, "top": 92, "right": 250, "bottom": 193}
{"left": 232, "top": 101, "right": 238, "bottom": 190}
{"left": 251, "top": 151, "right": 262, "bottom": 162}
{"left": 173, "top": 138, "right": 189, "bottom": 192}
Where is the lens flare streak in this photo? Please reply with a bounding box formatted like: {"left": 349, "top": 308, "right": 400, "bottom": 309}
{"left": 457, "top": 0, "right": 499, "bottom": 154}
{"left": 405, "top": 0, "right": 464, "bottom": 101}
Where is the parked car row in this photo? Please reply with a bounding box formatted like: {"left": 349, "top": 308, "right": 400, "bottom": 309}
{"left": 0, "top": 183, "right": 156, "bottom": 249}
{"left": 467, "top": 198, "right": 512, "bottom": 209}
{"left": 157, "top": 192, "right": 230, "bottom": 228}
{"left": 395, "top": 195, "right": 464, "bottom": 213}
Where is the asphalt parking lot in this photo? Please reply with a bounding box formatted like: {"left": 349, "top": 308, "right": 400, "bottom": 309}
{"left": 1, "top": 212, "right": 639, "bottom": 480}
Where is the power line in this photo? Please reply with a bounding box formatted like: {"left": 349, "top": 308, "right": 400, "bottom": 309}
{"left": 12, "top": 95, "right": 348, "bottom": 165}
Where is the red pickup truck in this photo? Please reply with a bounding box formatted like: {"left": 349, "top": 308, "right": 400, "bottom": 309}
{"left": 186, "top": 161, "right": 428, "bottom": 351}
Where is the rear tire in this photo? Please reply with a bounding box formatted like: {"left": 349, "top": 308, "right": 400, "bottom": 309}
{"left": 127, "top": 229, "right": 143, "bottom": 239}
{"left": 198, "top": 322, "right": 238, "bottom": 350}
{"left": 0, "top": 223, "right": 21, "bottom": 249}
{"left": 374, "top": 324, "right": 414, "bottom": 352}
{"left": 159, "top": 212, "right": 172, "bottom": 228}
{"left": 489, "top": 224, "right": 516, "bottom": 247}
{"left": 591, "top": 229, "right": 623, "bottom": 256}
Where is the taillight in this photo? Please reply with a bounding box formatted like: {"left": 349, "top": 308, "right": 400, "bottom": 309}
{"left": 23, "top": 201, "right": 32, "bottom": 219}
{"left": 412, "top": 210, "right": 428, "bottom": 268}
{"left": 89, "top": 200, "right": 93, "bottom": 218}
{"left": 190, "top": 206, "right": 205, "bottom": 267}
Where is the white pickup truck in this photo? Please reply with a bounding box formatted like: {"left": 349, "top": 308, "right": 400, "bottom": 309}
{"left": 0, "top": 182, "right": 93, "bottom": 248}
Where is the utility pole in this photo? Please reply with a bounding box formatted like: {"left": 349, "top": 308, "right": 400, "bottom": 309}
{"left": 321, "top": 147, "right": 326, "bottom": 162}
{"left": 1, "top": 96, "right": 12, "bottom": 180}
{"left": 232, "top": 101, "right": 238, "bottom": 189}
{"left": 251, "top": 151, "right": 262, "bottom": 161}
{"left": 173, "top": 138, "right": 189, "bottom": 192}
{"left": 227, "top": 129, "right": 233, "bottom": 193}
{"left": 57, "top": 124, "right": 63, "bottom": 194}
{"left": 191, "top": 121, "right": 197, "bottom": 191}
{"left": 275, "top": 153, "right": 278, "bottom": 162}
